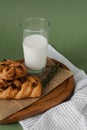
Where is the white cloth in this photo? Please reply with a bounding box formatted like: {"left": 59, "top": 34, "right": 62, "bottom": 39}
{"left": 19, "top": 44, "right": 87, "bottom": 130}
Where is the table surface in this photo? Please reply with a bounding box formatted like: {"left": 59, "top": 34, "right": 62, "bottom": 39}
{"left": 0, "top": 0, "right": 87, "bottom": 129}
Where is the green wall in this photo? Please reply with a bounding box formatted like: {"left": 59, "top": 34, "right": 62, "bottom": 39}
{"left": 0, "top": 0, "right": 87, "bottom": 72}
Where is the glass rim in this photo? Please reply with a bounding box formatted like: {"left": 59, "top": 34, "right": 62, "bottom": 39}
{"left": 21, "top": 17, "right": 50, "bottom": 29}
{"left": 23, "top": 17, "right": 49, "bottom": 22}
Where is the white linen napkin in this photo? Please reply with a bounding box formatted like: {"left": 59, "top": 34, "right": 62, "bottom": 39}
{"left": 19, "top": 44, "right": 87, "bottom": 130}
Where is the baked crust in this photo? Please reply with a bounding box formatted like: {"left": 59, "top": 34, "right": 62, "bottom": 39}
{"left": 0, "top": 59, "right": 42, "bottom": 99}
{"left": 0, "top": 75, "right": 42, "bottom": 99}
{"left": 0, "top": 60, "right": 27, "bottom": 80}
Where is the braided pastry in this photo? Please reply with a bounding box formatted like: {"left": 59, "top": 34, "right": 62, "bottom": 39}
{"left": 0, "top": 75, "right": 42, "bottom": 99}
{"left": 0, "top": 60, "right": 27, "bottom": 80}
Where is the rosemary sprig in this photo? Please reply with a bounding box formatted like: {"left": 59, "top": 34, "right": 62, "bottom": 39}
{"left": 42, "top": 64, "right": 59, "bottom": 87}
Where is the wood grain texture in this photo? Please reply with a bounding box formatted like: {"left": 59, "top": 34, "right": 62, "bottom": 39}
{"left": 0, "top": 59, "right": 74, "bottom": 124}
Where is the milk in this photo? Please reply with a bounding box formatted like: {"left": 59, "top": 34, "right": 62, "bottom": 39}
{"left": 23, "top": 34, "right": 48, "bottom": 72}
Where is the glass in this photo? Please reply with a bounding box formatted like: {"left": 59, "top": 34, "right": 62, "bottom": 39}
{"left": 21, "top": 17, "right": 50, "bottom": 75}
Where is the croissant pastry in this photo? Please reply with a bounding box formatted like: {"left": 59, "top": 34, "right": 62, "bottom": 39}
{"left": 0, "top": 60, "right": 27, "bottom": 80}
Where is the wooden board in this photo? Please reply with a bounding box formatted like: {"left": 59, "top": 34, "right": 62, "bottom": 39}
{"left": 0, "top": 59, "right": 74, "bottom": 124}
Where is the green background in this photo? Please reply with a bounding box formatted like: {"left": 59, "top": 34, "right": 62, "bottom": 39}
{"left": 0, "top": 0, "right": 87, "bottom": 130}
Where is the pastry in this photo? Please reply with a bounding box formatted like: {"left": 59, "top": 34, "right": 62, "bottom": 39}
{"left": 0, "top": 60, "right": 27, "bottom": 80}
{"left": 0, "top": 75, "right": 42, "bottom": 99}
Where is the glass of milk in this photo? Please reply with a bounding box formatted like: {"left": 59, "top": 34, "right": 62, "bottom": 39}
{"left": 22, "top": 17, "right": 50, "bottom": 75}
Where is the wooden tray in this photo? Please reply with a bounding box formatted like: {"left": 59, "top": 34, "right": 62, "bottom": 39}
{"left": 0, "top": 59, "right": 74, "bottom": 124}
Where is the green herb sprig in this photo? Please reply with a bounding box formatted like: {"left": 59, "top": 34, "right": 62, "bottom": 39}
{"left": 42, "top": 64, "right": 59, "bottom": 87}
